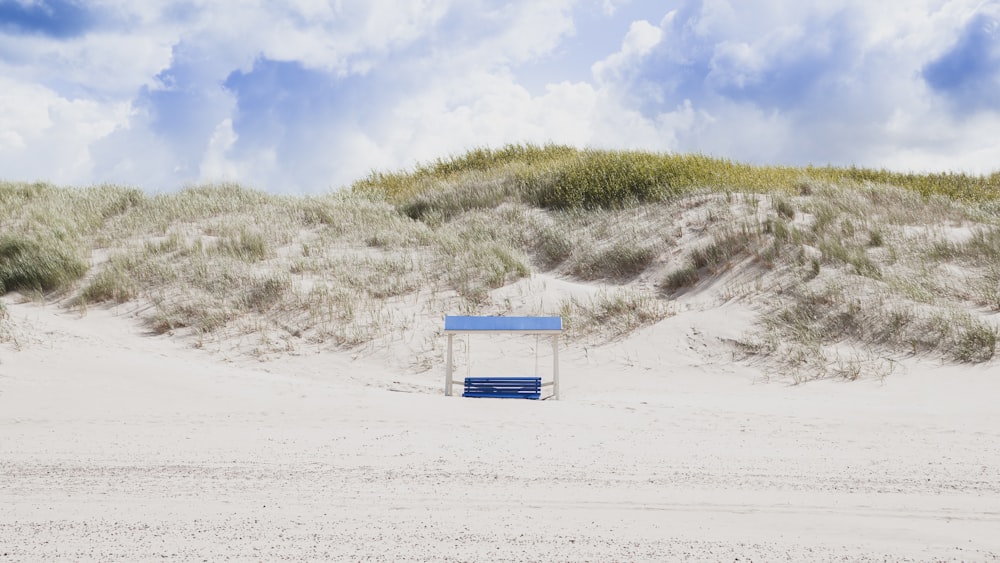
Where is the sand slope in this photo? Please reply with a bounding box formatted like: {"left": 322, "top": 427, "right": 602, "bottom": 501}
{"left": 2, "top": 296, "right": 1000, "bottom": 561}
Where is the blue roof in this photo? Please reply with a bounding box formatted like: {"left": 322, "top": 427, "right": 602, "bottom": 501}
{"left": 444, "top": 316, "right": 562, "bottom": 332}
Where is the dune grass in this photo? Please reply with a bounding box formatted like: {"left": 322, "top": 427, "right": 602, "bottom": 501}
{"left": 2, "top": 146, "right": 999, "bottom": 378}
{"left": 559, "top": 290, "right": 673, "bottom": 340}
{"left": 354, "top": 144, "right": 1000, "bottom": 209}
{"left": 0, "top": 235, "right": 88, "bottom": 295}
{"left": 728, "top": 185, "right": 1000, "bottom": 379}
{"left": 0, "top": 182, "right": 144, "bottom": 295}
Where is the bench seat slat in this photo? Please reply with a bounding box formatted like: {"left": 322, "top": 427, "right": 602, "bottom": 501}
{"left": 463, "top": 377, "right": 541, "bottom": 400}
{"left": 465, "top": 386, "right": 539, "bottom": 389}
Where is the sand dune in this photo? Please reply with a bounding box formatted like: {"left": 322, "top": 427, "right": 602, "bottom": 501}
{"left": 2, "top": 293, "right": 999, "bottom": 562}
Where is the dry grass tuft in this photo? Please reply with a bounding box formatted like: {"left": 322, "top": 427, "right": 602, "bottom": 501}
{"left": 559, "top": 290, "right": 673, "bottom": 340}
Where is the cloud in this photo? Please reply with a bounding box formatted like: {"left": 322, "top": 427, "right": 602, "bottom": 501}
{"left": 0, "top": 74, "right": 131, "bottom": 184}
{"left": 582, "top": 0, "right": 1000, "bottom": 172}
{"left": 208, "top": 1, "right": 573, "bottom": 189}
{"left": 0, "top": 0, "right": 97, "bottom": 38}
{"left": 613, "top": 2, "right": 865, "bottom": 113}
{"left": 1, "top": 0, "right": 999, "bottom": 193}
{"left": 215, "top": 57, "right": 383, "bottom": 191}
{"left": 923, "top": 6, "right": 1000, "bottom": 112}
{"left": 592, "top": 19, "right": 663, "bottom": 84}
{"left": 198, "top": 118, "right": 238, "bottom": 183}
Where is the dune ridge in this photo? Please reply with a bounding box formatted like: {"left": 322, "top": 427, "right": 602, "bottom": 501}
{"left": 2, "top": 147, "right": 1000, "bottom": 560}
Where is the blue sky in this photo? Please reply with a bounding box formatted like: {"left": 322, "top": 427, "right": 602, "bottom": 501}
{"left": 0, "top": 0, "right": 998, "bottom": 193}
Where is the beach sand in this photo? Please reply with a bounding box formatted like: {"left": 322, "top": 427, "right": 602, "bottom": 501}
{"left": 2, "top": 295, "right": 999, "bottom": 561}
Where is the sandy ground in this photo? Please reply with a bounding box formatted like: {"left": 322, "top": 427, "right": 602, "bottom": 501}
{"left": 2, "top": 296, "right": 1000, "bottom": 562}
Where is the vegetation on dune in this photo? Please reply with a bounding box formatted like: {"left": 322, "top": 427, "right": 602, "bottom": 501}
{"left": 0, "top": 183, "right": 143, "bottom": 295}
{"left": 354, "top": 144, "right": 1000, "bottom": 209}
{"left": 2, "top": 146, "right": 999, "bottom": 379}
{"left": 0, "top": 235, "right": 88, "bottom": 295}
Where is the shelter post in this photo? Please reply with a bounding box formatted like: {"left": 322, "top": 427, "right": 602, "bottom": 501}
{"left": 552, "top": 334, "right": 560, "bottom": 400}
{"left": 445, "top": 333, "right": 454, "bottom": 396}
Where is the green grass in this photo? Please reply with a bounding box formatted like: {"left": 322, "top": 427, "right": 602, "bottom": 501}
{"left": 0, "top": 235, "right": 88, "bottom": 294}
{"left": 569, "top": 240, "right": 657, "bottom": 281}
{"left": 354, "top": 144, "right": 1000, "bottom": 211}
{"left": 661, "top": 264, "right": 700, "bottom": 292}
{"left": 79, "top": 263, "right": 138, "bottom": 304}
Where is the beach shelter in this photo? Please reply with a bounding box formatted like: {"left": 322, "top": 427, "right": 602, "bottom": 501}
{"left": 444, "top": 316, "right": 562, "bottom": 400}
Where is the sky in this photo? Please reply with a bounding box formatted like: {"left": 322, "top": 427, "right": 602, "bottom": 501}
{"left": 0, "top": 0, "right": 998, "bottom": 193}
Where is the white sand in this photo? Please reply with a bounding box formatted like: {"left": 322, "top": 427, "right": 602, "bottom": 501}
{"left": 2, "top": 295, "right": 1000, "bottom": 561}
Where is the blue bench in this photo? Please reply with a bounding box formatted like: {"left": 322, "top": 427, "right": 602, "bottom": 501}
{"left": 463, "top": 377, "right": 541, "bottom": 399}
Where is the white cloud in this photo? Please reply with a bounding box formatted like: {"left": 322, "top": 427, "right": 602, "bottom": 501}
{"left": 380, "top": 71, "right": 594, "bottom": 166}
{"left": 198, "top": 118, "right": 239, "bottom": 183}
{"left": 600, "top": 0, "right": 627, "bottom": 16}
{"left": 0, "top": 7, "right": 176, "bottom": 98}
{"left": 0, "top": 79, "right": 51, "bottom": 150}
{"left": 2, "top": 0, "right": 999, "bottom": 193}
{"left": 165, "top": 0, "right": 457, "bottom": 75}
{"left": 580, "top": 0, "right": 1000, "bottom": 172}
{"left": 592, "top": 19, "right": 663, "bottom": 83}
{"left": 0, "top": 76, "right": 131, "bottom": 184}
